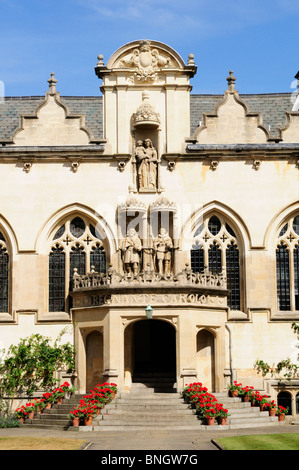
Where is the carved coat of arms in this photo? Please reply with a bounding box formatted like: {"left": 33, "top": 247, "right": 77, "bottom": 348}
{"left": 120, "top": 40, "right": 171, "bottom": 82}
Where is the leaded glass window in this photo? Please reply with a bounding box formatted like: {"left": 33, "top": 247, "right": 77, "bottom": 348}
{"left": 49, "top": 217, "right": 107, "bottom": 312}
{"left": 0, "top": 233, "right": 9, "bottom": 313}
{"left": 191, "top": 215, "right": 241, "bottom": 310}
{"left": 226, "top": 242, "right": 240, "bottom": 310}
{"left": 49, "top": 245, "right": 65, "bottom": 312}
{"left": 277, "top": 215, "right": 299, "bottom": 311}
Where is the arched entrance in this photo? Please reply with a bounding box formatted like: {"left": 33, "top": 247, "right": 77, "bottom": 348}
{"left": 131, "top": 319, "right": 176, "bottom": 381}
{"left": 277, "top": 391, "right": 292, "bottom": 415}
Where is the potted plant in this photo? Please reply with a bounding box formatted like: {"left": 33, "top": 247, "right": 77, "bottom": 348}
{"left": 254, "top": 393, "right": 270, "bottom": 411}
{"left": 263, "top": 400, "right": 277, "bottom": 416}
{"left": 42, "top": 391, "right": 54, "bottom": 409}
{"left": 202, "top": 406, "right": 217, "bottom": 425}
{"left": 14, "top": 406, "right": 28, "bottom": 424}
{"left": 239, "top": 385, "right": 254, "bottom": 402}
{"left": 68, "top": 407, "right": 84, "bottom": 426}
{"left": 24, "top": 402, "right": 36, "bottom": 420}
{"left": 216, "top": 404, "right": 229, "bottom": 425}
{"left": 276, "top": 405, "right": 289, "bottom": 421}
{"left": 227, "top": 381, "right": 242, "bottom": 397}
{"left": 36, "top": 398, "right": 46, "bottom": 413}
{"left": 52, "top": 386, "right": 65, "bottom": 404}
{"left": 82, "top": 404, "right": 97, "bottom": 426}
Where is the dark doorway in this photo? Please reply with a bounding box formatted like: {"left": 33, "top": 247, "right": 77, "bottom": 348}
{"left": 133, "top": 319, "right": 176, "bottom": 378}
{"left": 277, "top": 391, "right": 292, "bottom": 415}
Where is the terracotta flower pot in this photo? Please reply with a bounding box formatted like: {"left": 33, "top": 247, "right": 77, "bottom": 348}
{"left": 72, "top": 417, "right": 80, "bottom": 427}
{"left": 278, "top": 413, "right": 285, "bottom": 422}
{"left": 84, "top": 417, "right": 93, "bottom": 426}
{"left": 28, "top": 411, "right": 35, "bottom": 420}
{"left": 18, "top": 417, "right": 24, "bottom": 424}
{"left": 242, "top": 394, "right": 249, "bottom": 402}
{"left": 230, "top": 390, "right": 238, "bottom": 398}
{"left": 269, "top": 408, "right": 276, "bottom": 416}
{"left": 45, "top": 403, "right": 52, "bottom": 410}
{"left": 206, "top": 417, "right": 215, "bottom": 426}
{"left": 218, "top": 417, "right": 227, "bottom": 425}
{"left": 260, "top": 403, "right": 266, "bottom": 411}
{"left": 57, "top": 397, "right": 63, "bottom": 405}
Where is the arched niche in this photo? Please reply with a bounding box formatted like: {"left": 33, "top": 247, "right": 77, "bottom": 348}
{"left": 86, "top": 330, "right": 104, "bottom": 393}
{"left": 196, "top": 329, "right": 215, "bottom": 392}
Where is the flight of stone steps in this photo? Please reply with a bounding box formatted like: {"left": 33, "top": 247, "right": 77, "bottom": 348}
{"left": 23, "top": 377, "right": 283, "bottom": 432}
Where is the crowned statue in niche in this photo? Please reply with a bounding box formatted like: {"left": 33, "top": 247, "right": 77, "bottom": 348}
{"left": 135, "top": 138, "right": 158, "bottom": 191}
{"left": 153, "top": 227, "right": 173, "bottom": 275}
{"left": 121, "top": 228, "right": 142, "bottom": 275}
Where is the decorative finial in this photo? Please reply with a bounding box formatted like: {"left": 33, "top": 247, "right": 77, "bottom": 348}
{"left": 188, "top": 54, "right": 195, "bottom": 66}
{"left": 226, "top": 70, "right": 236, "bottom": 91}
{"left": 48, "top": 72, "right": 57, "bottom": 95}
{"left": 97, "top": 54, "right": 104, "bottom": 66}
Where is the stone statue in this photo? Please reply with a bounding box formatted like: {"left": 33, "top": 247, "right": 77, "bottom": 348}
{"left": 153, "top": 227, "right": 173, "bottom": 275}
{"left": 121, "top": 228, "right": 142, "bottom": 274}
{"left": 135, "top": 138, "right": 158, "bottom": 190}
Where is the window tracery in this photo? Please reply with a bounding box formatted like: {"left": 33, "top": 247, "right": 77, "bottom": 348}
{"left": 191, "top": 215, "right": 240, "bottom": 310}
{"left": 277, "top": 215, "right": 299, "bottom": 311}
{"left": 49, "top": 216, "right": 106, "bottom": 312}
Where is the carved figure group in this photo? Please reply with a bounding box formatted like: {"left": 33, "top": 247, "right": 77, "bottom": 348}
{"left": 135, "top": 139, "right": 158, "bottom": 190}
{"left": 121, "top": 227, "right": 173, "bottom": 276}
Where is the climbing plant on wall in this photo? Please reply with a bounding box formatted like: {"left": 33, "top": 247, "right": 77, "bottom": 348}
{"left": 254, "top": 322, "right": 299, "bottom": 381}
{"left": 0, "top": 330, "right": 76, "bottom": 401}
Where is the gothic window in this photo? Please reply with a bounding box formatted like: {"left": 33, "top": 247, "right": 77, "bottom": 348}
{"left": 49, "top": 216, "right": 106, "bottom": 312}
{"left": 0, "top": 231, "right": 9, "bottom": 312}
{"left": 276, "top": 215, "right": 299, "bottom": 311}
{"left": 191, "top": 215, "right": 241, "bottom": 310}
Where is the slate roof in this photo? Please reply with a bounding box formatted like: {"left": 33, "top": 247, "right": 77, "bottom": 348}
{"left": 190, "top": 93, "right": 293, "bottom": 138}
{"left": 0, "top": 92, "right": 294, "bottom": 143}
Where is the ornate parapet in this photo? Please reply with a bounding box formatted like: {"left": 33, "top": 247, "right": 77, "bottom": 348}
{"left": 71, "top": 264, "right": 228, "bottom": 310}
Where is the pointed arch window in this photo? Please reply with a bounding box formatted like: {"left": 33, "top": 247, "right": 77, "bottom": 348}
{"left": 0, "top": 231, "right": 9, "bottom": 312}
{"left": 49, "top": 216, "right": 107, "bottom": 312}
{"left": 191, "top": 215, "right": 241, "bottom": 310}
{"left": 276, "top": 215, "right": 299, "bottom": 311}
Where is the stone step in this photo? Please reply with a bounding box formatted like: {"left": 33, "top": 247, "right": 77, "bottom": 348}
{"left": 100, "top": 412, "right": 199, "bottom": 422}
{"left": 23, "top": 423, "right": 69, "bottom": 430}
{"left": 29, "top": 415, "right": 71, "bottom": 424}
{"left": 101, "top": 408, "right": 195, "bottom": 416}
{"left": 70, "top": 424, "right": 205, "bottom": 432}
{"left": 227, "top": 415, "right": 277, "bottom": 425}
{"left": 22, "top": 388, "right": 283, "bottom": 432}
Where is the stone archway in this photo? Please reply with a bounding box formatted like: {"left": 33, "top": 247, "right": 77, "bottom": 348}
{"left": 128, "top": 319, "right": 176, "bottom": 382}
{"left": 277, "top": 391, "right": 292, "bottom": 415}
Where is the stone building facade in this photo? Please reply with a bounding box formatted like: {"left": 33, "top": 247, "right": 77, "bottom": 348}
{"left": 0, "top": 40, "right": 299, "bottom": 414}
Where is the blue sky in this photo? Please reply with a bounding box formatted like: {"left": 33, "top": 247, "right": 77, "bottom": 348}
{"left": 0, "top": 0, "right": 298, "bottom": 96}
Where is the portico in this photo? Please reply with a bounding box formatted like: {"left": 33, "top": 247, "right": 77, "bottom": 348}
{"left": 71, "top": 264, "right": 229, "bottom": 394}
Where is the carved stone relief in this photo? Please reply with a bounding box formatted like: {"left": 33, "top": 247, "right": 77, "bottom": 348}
{"left": 120, "top": 40, "right": 172, "bottom": 83}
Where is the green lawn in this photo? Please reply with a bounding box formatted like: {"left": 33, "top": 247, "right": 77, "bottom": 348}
{"left": 216, "top": 433, "right": 299, "bottom": 450}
